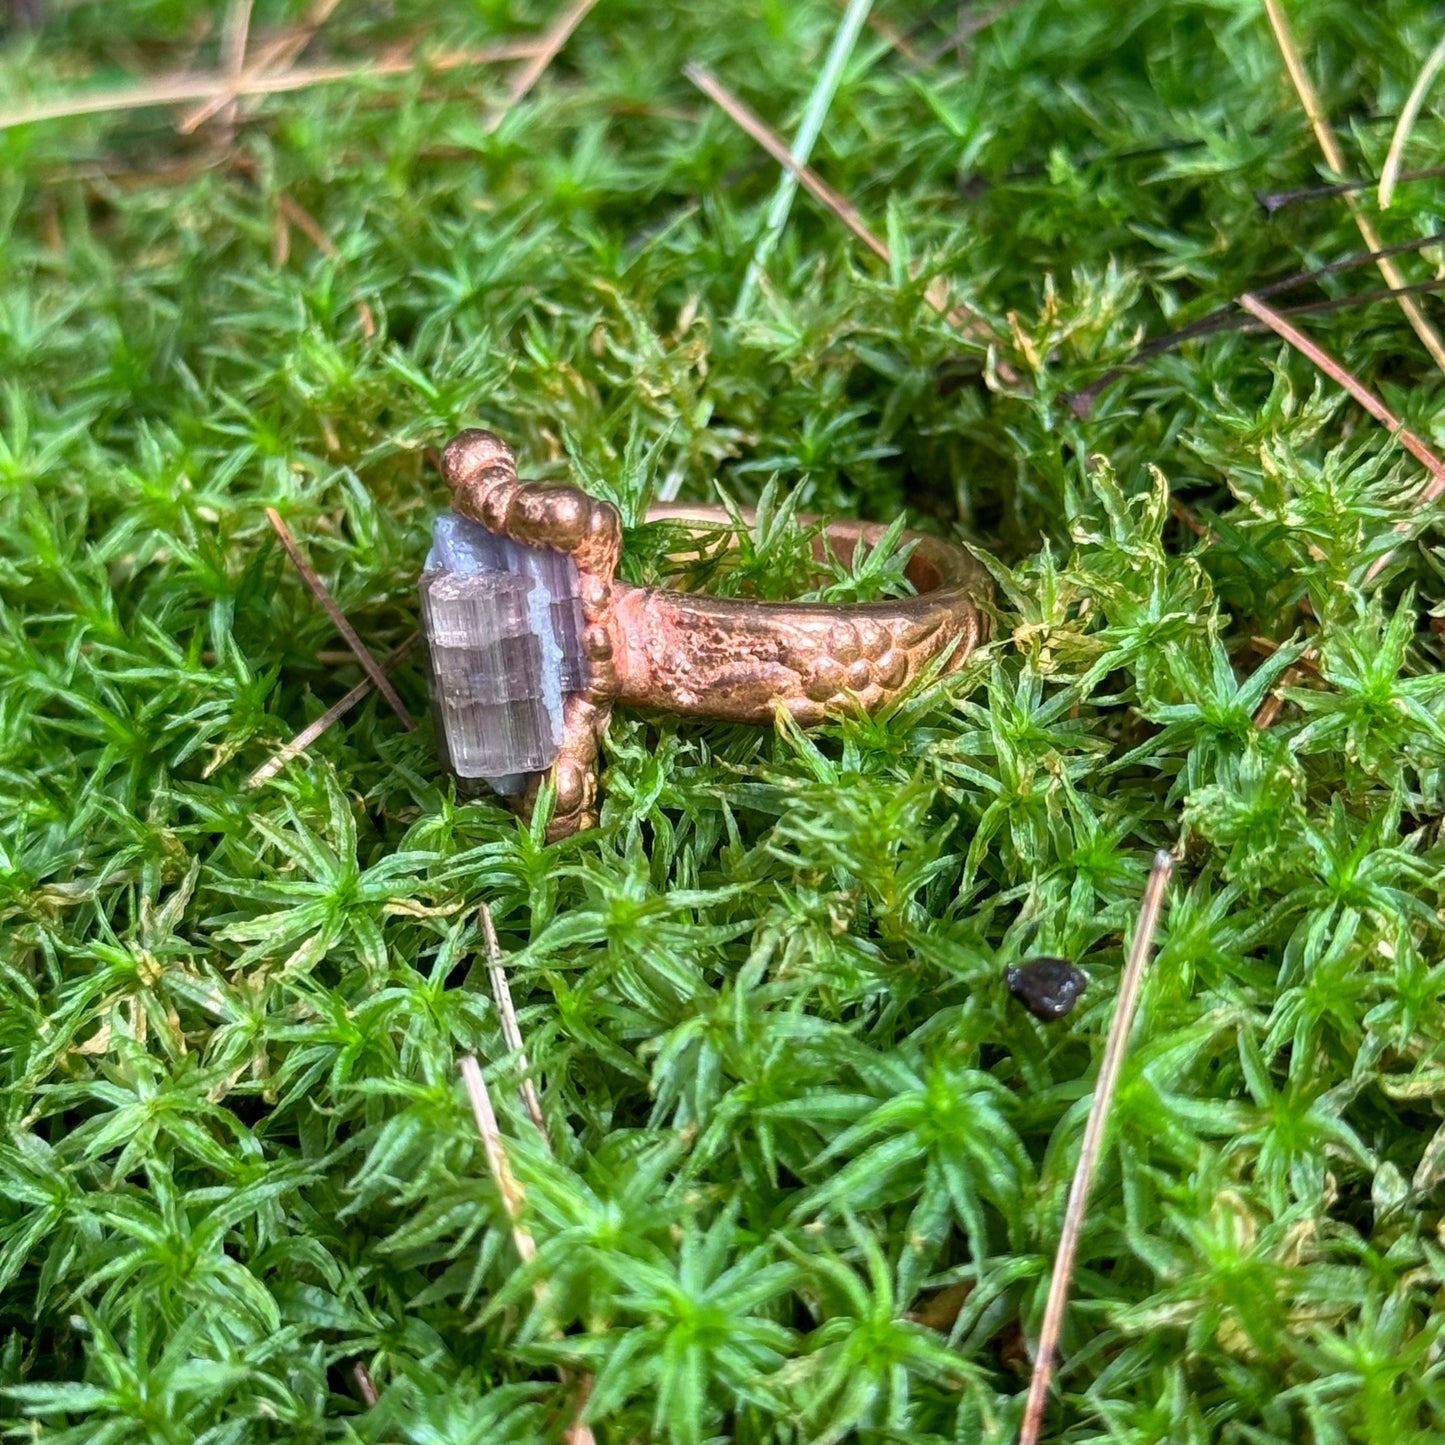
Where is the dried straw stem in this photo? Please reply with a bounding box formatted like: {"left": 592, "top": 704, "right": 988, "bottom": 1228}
{"left": 1018, "top": 850, "right": 1174, "bottom": 1445}
{"left": 480, "top": 903, "right": 549, "bottom": 1144}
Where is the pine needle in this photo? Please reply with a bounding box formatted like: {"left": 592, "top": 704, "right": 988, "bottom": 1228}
{"left": 245, "top": 632, "right": 419, "bottom": 788}
{"left": 487, "top": 0, "right": 598, "bottom": 133}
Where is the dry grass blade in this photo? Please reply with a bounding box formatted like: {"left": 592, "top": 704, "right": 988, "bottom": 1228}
{"left": 265, "top": 508, "right": 415, "bottom": 729}
{"left": 245, "top": 632, "right": 419, "bottom": 789}
{"left": 480, "top": 903, "right": 549, "bottom": 1145}
{"left": 459, "top": 1056, "right": 536, "bottom": 1264}
{"left": 487, "top": 0, "right": 598, "bottom": 133}
{"left": 0, "top": 40, "right": 542, "bottom": 134}
{"left": 1380, "top": 35, "right": 1445, "bottom": 209}
{"left": 457, "top": 1057, "right": 596, "bottom": 1445}
{"left": 1262, "top": 0, "right": 1445, "bottom": 374}
{"left": 1018, "top": 850, "right": 1174, "bottom": 1445}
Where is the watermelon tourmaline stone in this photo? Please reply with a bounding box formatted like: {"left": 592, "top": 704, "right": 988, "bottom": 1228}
{"left": 419, "top": 513, "right": 585, "bottom": 795}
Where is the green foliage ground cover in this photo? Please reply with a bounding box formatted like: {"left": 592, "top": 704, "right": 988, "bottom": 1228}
{"left": 4, "top": 0, "right": 1445, "bottom": 1438}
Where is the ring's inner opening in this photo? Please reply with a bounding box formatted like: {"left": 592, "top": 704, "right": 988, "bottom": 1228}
{"left": 641, "top": 504, "right": 951, "bottom": 597}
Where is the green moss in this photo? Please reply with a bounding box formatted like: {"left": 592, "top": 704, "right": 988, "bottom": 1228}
{"left": 3, "top": 1, "right": 1445, "bottom": 1439}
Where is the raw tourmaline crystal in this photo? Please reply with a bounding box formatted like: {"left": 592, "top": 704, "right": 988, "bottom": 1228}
{"left": 420, "top": 513, "right": 585, "bottom": 795}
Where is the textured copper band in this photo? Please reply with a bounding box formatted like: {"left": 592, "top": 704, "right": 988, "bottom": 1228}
{"left": 442, "top": 430, "right": 989, "bottom": 838}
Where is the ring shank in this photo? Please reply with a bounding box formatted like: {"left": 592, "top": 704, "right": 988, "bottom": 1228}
{"left": 608, "top": 507, "right": 988, "bottom": 724}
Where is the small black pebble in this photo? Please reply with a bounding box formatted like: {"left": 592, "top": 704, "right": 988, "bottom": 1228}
{"left": 1005, "top": 957, "right": 1088, "bottom": 1021}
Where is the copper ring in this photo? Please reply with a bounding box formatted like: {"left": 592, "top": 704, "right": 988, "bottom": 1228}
{"left": 441, "top": 429, "right": 990, "bottom": 839}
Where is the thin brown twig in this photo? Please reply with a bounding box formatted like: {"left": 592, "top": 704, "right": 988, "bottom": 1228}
{"left": 178, "top": 0, "right": 342, "bottom": 133}
{"left": 487, "top": 0, "right": 598, "bottom": 133}
{"left": 1248, "top": 632, "right": 1321, "bottom": 733}
{"left": 1169, "top": 498, "right": 1212, "bottom": 539}
{"left": 1253, "top": 665, "right": 1304, "bottom": 729}
{"left": 1238, "top": 293, "right": 1445, "bottom": 583}
{"left": 265, "top": 508, "right": 415, "bottom": 729}
{"left": 683, "top": 62, "right": 1004, "bottom": 360}
{"left": 920, "top": 0, "right": 1022, "bottom": 65}
{"left": 1259, "top": 165, "right": 1445, "bottom": 213}
{"left": 1066, "top": 231, "right": 1445, "bottom": 416}
{"left": 1019, "top": 850, "right": 1174, "bottom": 1445}
{"left": 480, "top": 903, "right": 549, "bottom": 1144}
{"left": 1262, "top": 0, "right": 1445, "bottom": 374}
{"left": 0, "top": 40, "right": 543, "bottom": 134}
{"left": 245, "top": 632, "right": 419, "bottom": 789}
{"left": 1249, "top": 635, "right": 1322, "bottom": 679}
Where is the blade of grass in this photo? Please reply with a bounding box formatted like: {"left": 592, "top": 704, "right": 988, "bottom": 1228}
{"left": 1018, "top": 850, "right": 1174, "bottom": 1445}
{"left": 265, "top": 509, "right": 415, "bottom": 729}
{"left": 731, "top": 0, "right": 874, "bottom": 319}
{"left": 1262, "top": 0, "right": 1445, "bottom": 374}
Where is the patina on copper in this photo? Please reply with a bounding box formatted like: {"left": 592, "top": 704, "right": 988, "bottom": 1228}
{"left": 441, "top": 428, "right": 989, "bottom": 839}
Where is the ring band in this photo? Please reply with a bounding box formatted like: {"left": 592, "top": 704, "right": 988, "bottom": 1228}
{"left": 436, "top": 430, "right": 989, "bottom": 838}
